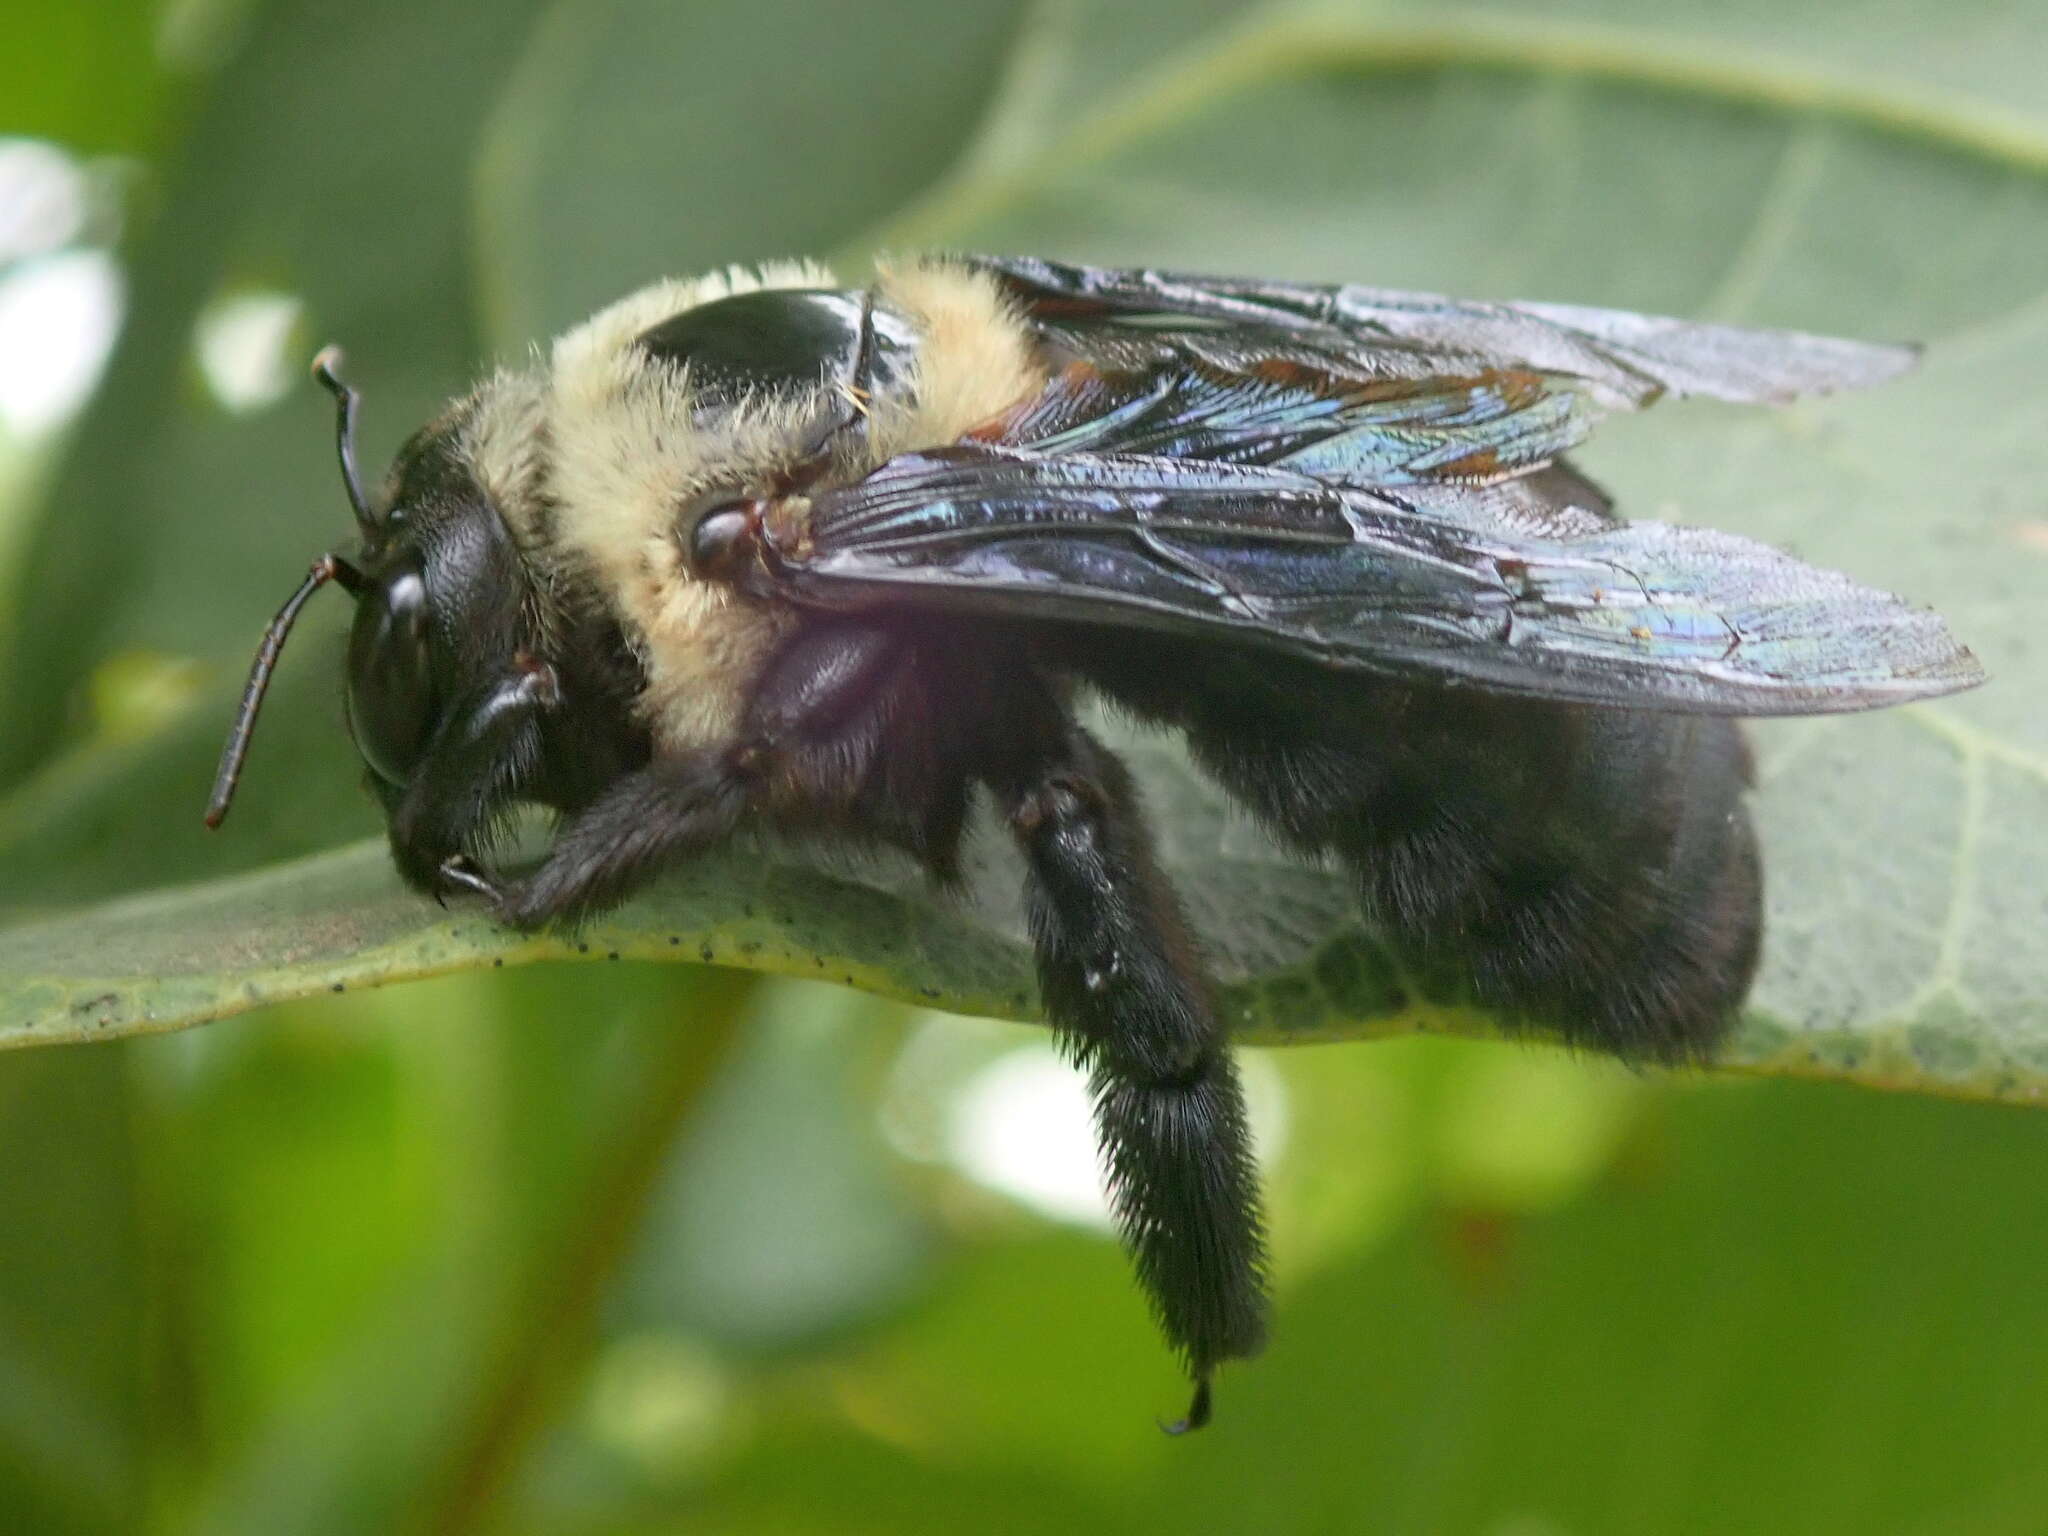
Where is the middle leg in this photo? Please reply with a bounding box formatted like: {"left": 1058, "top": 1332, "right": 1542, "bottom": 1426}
{"left": 489, "top": 620, "right": 936, "bottom": 927}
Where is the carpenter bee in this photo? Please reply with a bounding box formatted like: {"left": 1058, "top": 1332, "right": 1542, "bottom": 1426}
{"left": 205, "top": 254, "right": 1983, "bottom": 1431}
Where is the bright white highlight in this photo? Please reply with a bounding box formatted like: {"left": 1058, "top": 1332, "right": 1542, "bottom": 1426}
{"left": 193, "top": 290, "right": 303, "bottom": 413}
{"left": 946, "top": 1042, "right": 1288, "bottom": 1232}
{"left": 0, "top": 249, "right": 123, "bottom": 436}
{"left": 949, "top": 1045, "right": 1118, "bottom": 1230}
{"left": 0, "top": 139, "right": 88, "bottom": 262}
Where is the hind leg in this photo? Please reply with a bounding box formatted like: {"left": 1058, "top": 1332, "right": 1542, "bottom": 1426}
{"left": 983, "top": 682, "right": 1268, "bottom": 1430}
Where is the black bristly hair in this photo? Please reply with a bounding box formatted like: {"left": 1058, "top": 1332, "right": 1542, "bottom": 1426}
{"left": 1046, "top": 627, "right": 1763, "bottom": 1065}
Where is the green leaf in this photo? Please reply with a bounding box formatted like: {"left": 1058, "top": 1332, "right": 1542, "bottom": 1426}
{"left": 5, "top": 3, "right": 2047, "bottom": 1102}
{"left": 0, "top": 1047, "right": 146, "bottom": 1536}
{"left": 0, "top": 0, "right": 562, "bottom": 872}
{"left": 0, "top": 0, "right": 166, "bottom": 156}
{"left": 138, "top": 962, "right": 755, "bottom": 1536}
{"left": 675, "top": 1057, "right": 2048, "bottom": 1536}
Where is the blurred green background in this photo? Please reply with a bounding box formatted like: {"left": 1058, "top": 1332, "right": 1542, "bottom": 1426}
{"left": 3, "top": 1, "right": 2048, "bottom": 1532}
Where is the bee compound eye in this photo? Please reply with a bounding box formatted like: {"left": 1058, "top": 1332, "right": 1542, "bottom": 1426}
{"left": 687, "top": 496, "right": 762, "bottom": 580}
{"left": 344, "top": 564, "right": 438, "bottom": 786}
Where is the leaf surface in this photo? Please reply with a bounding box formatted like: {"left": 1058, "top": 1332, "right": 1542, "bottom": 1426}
{"left": 4, "top": 1, "right": 2046, "bottom": 1105}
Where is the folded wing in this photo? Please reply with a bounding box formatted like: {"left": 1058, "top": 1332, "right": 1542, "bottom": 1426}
{"left": 785, "top": 445, "right": 1982, "bottom": 715}
{"left": 968, "top": 253, "right": 1919, "bottom": 409}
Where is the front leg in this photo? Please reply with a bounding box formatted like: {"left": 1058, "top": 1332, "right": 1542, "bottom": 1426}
{"left": 990, "top": 708, "right": 1268, "bottom": 1432}
{"left": 491, "top": 621, "right": 907, "bottom": 929}
{"left": 492, "top": 747, "right": 752, "bottom": 927}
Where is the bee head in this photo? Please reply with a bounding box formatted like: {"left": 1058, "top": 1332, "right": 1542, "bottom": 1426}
{"left": 205, "top": 350, "right": 533, "bottom": 826}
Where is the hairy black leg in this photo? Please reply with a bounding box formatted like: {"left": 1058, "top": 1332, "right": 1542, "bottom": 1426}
{"left": 491, "top": 622, "right": 925, "bottom": 928}
{"left": 387, "top": 659, "right": 558, "bottom": 897}
{"left": 494, "top": 748, "right": 752, "bottom": 927}
{"left": 988, "top": 702, "right": 1267, "bottom": 1431}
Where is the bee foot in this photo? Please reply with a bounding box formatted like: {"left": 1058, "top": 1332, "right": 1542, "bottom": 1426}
{"left": 1159, "top": 1378, "right": 1213, "bottom": 1437}
{"left": 484, "top": 875, "right": 566, "bottom": 934}
{"left": 436, "top": 854, "right": 502, "bottom": 905}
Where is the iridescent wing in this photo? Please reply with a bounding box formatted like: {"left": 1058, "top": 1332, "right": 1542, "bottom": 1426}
{"left": 982, "top": 321, "right": 1609, "bottom": 489}
{"left": 774, "top": 260, "right": 1978, "bottom": 713}
{"left": 965, "top": 254, "right": 1919, "bottom": 409}
{"left": 784, "top": 444, "right": 1979, "bottom": 714}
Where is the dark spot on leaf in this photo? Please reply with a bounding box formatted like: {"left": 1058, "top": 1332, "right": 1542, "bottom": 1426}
{"left": 492, "top": 958, "right": 503, "bottom": 968}
{"left": 699, "top": 945, "right": 715, "bottom": 962}
{"left": 738, "top": 939, "right": 761, "bottom": 956}
{"left": 330, "top": 983, "right": 345, "bottom": 993}
{"left": 668, "top": 936, "right": 680, "bottom": 946}
{"left": 607, "top": 950, "right": 621, "bottom": 961}
{"left": 577, "top": 943, "right": 590, "bottom": 954}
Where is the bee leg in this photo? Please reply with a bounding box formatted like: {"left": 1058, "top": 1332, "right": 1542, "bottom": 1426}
{"left": 387, "top": 664, "right": 558, "bottom": 899}
{"left": 990, "top": 707, "right": 1268, "bottom": 1429}
{"left": 434, "top": 854, "right": 502, "bottom": 904}
{"left": 492, "top": 623, "right": 911, "bottom": 929}
{"left": 490, "top": 748, "right": 751, "bottom": 929}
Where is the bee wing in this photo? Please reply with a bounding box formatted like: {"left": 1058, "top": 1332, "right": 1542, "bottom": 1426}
{"left": 786, "top": 445, "right": 1982, "bottom": 715}
{"left": 998, "top": 323, "right": 1611, "bottom": 487}
{"left": 967, "top": 254, "right": 1918, "bottom": 409}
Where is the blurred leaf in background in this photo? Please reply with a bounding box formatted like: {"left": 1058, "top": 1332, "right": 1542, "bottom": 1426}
{"left": 2, "top": 0, "right": 2047, "bottom": 1533}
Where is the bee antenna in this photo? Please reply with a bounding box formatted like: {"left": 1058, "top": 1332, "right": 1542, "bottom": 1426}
{"left": 204, "top": 553, "right": 365, "bottom": 828}
{"left": 311, "top": 346, "right": 379, "bottom": 543}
